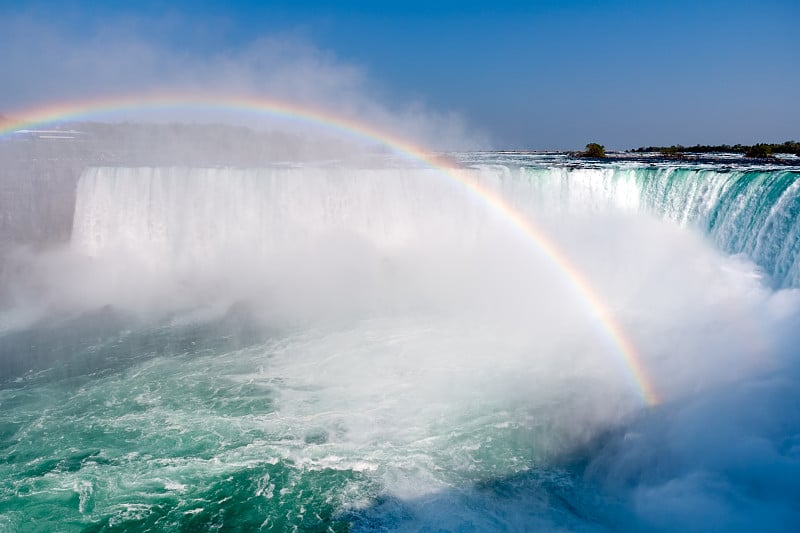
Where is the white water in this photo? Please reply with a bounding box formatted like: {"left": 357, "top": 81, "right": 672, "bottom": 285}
{"left": 71, "top": 166, "right": 493, "bottom": 265}
{"left": 58, "top": 164, "right": 790, "bottom": 401}
{"left": 4, "top": 161, "right": 800, "bottom": 530}
{"left": 71, "top": 164, "right": 800, "bottom": 289}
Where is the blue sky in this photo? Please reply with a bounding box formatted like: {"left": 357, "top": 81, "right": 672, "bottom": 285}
{"left": 1, "top": 0, "right": 797, "bottom": 149}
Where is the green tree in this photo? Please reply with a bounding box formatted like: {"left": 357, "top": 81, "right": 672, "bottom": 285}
{"left": 660, "top": 146, "right": 682, "bottom": 157}
{"left": 583, "top": 143, "right": 606, "bottom": 158}
{"left": 745, "top": 144, "right": 773, "bottom": 158}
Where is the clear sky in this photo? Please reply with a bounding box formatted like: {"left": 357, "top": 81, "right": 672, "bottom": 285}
{"left": 1, "top": 0, "right": 797, "bottom": 149}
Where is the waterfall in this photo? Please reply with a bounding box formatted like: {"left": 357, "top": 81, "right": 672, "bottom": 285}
{"left": 72, "top": 164, "right": 800, "bottom": 287}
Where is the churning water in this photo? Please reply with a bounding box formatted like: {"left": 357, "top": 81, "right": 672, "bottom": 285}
{"left": 2, "top": 155, "right": 800, "bottom": 531}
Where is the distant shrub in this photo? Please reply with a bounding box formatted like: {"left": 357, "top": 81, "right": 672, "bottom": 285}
{"left": 776, "top": 141, "right": 800, "bottom": 155}
{"left": 659, "top": 146, "right": 683, "bottom": 157}
{"left": 584, "top": 143, "right": 606, "bottom": 158}
{"left": 745, "top": 144, "right": 773, "bottom": 158}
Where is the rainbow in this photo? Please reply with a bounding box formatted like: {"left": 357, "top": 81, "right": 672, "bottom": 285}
{"left": 0, "top": 93, "right": 660, "bottom": 406}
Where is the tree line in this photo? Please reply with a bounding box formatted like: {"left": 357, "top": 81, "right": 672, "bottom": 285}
{"left": 630, "top": 141, "right": 800, "bottom": 158}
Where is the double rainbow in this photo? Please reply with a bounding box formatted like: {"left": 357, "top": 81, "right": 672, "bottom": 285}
{"left": 0, "top": 94, "right": 660, "bottom": 406}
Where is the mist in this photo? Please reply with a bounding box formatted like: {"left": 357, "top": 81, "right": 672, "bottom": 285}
{"left": 1, "top": 159, "right": 799, "bottom": 529}
{"left": 1, "top": 8, "right": 799, "bottom": 529}
{"left": 0, "top": 12, "right": 488, "bottom": 151}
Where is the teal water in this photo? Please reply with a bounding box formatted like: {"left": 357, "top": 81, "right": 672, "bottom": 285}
{"left": 1, "top": 314, "right": 614, "bottom": 531}
{"left": 3, "top": 157, "right": 800, "bottom": 531}
{"left": 481, "top": 163, "right": 800, "bottom": 288}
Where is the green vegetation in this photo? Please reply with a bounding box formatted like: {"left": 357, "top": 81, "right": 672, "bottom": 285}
{"left": 583, "top": 142, "right": 606, "bottom": 158}
{"left": 745, "top": 144, "right": 773, "bottom": 158}
{"left": 631, "top": 141, "right": 800, "bottom": 158}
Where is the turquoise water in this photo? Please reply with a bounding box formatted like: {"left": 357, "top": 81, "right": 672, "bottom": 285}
{"left": 487, "top": 164, "right": 800, "bottom": 288}
{"left": 3, "top": 158, "right": 800, "bottom": 531}
{"left": 1, "top": 314, "right": 615, "bottom": 531}
{"left": 0, "top": 318, "right": 376, "bottom": 531}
